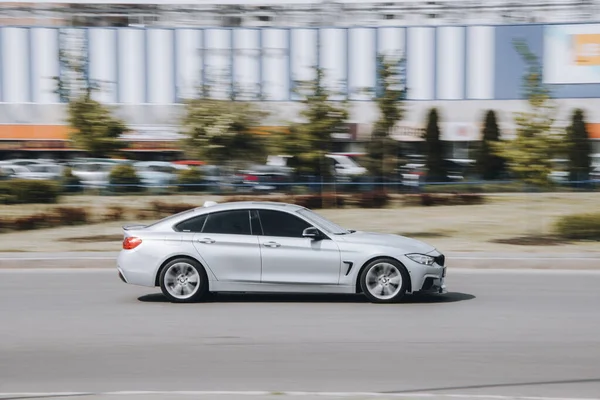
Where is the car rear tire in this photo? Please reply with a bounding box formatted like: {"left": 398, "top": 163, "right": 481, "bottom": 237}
{"left": 360, "top": 258, "right": 408, "bottom": 303}
{"left": 159, "top": 258, "right": 208, "bottom": 303}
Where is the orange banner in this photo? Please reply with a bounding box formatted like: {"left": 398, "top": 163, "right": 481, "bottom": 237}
{"left": 0, "top": 125, "right": 71, "bottom": 140}
{"left": 587, "top": 123, "right": 600, "bottom": 139}
{"left": 573, "top": 34, "right": 600, "bottom": 66}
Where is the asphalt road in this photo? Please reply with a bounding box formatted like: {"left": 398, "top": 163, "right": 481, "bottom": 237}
{"left": 1, "top": 267, "right": 600, "bottom": 400}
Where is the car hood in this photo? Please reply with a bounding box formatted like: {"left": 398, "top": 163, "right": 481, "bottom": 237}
{"left": 338, "top": 231, "right": 436, "bottom": 254}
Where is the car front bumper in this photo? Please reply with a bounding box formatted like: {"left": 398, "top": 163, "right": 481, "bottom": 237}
{"left": 418, "top": 272, "right": 447, "bottom": 294}
{"left": 403, "top": 251, "right": 448, "bottom": 294}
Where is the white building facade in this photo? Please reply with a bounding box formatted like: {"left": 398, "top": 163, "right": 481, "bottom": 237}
{"left": 1, "top": 0, "right": 600, "bottom": 157}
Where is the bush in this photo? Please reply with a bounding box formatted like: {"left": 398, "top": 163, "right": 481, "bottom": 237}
{"left": 0, "top": 179, "right": 60, "bottom": 204}
{"left": 150, "top": 201, "right": 197, "bottom": 218}
{"left": 403, "top": 193, "right": 485, "bottom": 207}
{"left": 61, "top": 167, "right": 83, "bottom": 193}
{"left": 103, "top": 205, "right": 125, "bottom": 222}
{"left": 355, "top": 191, "right": 390, "bottom": 208}
{"left": 554, "top": 213, "right": 600, "bottom": 240}
{"left": 109, "top": 164, "right": 142, "bottom": 193}
{"left": 223, "top": 195, "right": 286, "bottom": 203}
{"left": 177, "top": 168, "right": 205, "bottom": 192}
{"left": 13, "top": 212, "right": 59, "bottom": 231}
{"left": 294, "top": 194, "right": 345, "bottom": 209}
{"left": 54, "top": 207, "right": 88, "bottom": 225}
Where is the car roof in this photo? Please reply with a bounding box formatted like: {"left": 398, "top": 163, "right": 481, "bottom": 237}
{"left": 196, "top": 201, "right": 303, "bottom": 213}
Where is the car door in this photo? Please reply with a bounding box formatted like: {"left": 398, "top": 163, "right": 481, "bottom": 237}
{"left": 188, "top": 209, "right": 262, "bottom": 283}
{"left": 255, "top": 209, "right": 342, "bottom": 285}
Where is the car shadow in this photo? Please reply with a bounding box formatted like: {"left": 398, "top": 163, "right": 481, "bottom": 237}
{"left": 137, "top": 291, "right": 475, "bottom": 304}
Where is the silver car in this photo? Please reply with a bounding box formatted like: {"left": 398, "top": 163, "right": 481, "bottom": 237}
{"left": 117, "top": 201, "right": 447, "bottom": 303}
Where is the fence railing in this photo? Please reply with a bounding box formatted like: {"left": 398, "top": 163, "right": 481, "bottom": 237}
{"left": 59, "top": 178, "right": 600, "bottom": 196}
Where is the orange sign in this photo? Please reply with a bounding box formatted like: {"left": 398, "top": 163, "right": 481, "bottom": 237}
{"left": 587, "top": 123, "right": 600, "bottom": 139}
{"left": 573, "top": 34, "right": 600, "bottom": 66}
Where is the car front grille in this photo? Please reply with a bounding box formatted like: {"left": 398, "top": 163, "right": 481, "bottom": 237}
{"left": 435, "top": 254, "right": 445, "bottom": 267}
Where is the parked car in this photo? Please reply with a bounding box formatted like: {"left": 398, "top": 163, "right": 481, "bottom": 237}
{"left": 11, "top": 163, "right": 64, "bottom": 181}
{"left": 133, "top": 161, "right": 182, "bottom": 187}
{"left": 238, "top": 165, "right": 293, "bottom": 193}
{"left": 69, "top": 161, "right": 115, "bottom": 188}
{"left": 117, "top": 201, "right": 447, "bottom": 303}
{"left": 0, "top": 158, "right": 55, "bottom": 167}
{"left": 0, "top": 165, "right": 32, "bottom": 179}
{"left": 325, "top": 154, "right": 368, "bottom": 177}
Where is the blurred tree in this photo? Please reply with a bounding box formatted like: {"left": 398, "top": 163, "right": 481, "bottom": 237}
{"left": 476, "top": 110, "right": 506, "bottom": 180}
{"left": 278, "top": 67, "right": 349, "bottom": 178}
{"left": 365, "top": 53, "right": 406, "bottom": 181}
{"left": 180, "top": 83, "right": 270, "bottom": 165}
{"left": 54, "top": 31, "right": 128, "bottom": 158}
{"left": 566, "top": 108, "right": 592, "bottom": 183}
{"left": 423, "top": 108, "right": 446, "bottom": 182}
{"left": 492, "top": 39, "right": 563, "bottom": 187}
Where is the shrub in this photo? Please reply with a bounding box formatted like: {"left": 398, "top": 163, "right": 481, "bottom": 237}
{"left": 109, "top": 164, "right": 142, "bottom": 193}
{"left": 177, "top": 168, "right": 205, "bottom": 192}
{"left": 294, "top": 194, "right": 345, "bottom": 209}
{"left": 403, "top": 193, "right": 485, "bottom": 207}
{"left": 13, "top": 212, "right": 59, "bottom": 231}
{"left": 554, "top": 213, "right": 600, "bottom": 240}
{"left": 457, "top": 193, "right": 486, "bottom": 205}
{"left": 0, "top": 216, "right": 8, "bottom": 232}
{"left": 61, "top": 167, "right": 83, "bottom": 193}
{"left": 136, "top": 209, "right": 155, "bottom": 221}
{"left": 0, "top": 179, "right": 60, "bottom": 204}
{"left": 54, "top": 207, "right": 88, "bottom": 225}
{"left": 150, "top": 201, "right": 197, "bottom": 218}
{"left": 355, "top": 191, "right": 390, "bottom": 208}
{"left": 103, "top": 205, "right": 125, "bottom": 222}
{"left": 223, "top": 195, "right": 286, "bottom": 203}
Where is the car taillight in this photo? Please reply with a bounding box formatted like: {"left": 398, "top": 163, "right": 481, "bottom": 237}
{"left": 244, "top": 174, "right": 258, "bottom": 182}
{"left": 123, "top": 237, "right": 142, "bottom": 250}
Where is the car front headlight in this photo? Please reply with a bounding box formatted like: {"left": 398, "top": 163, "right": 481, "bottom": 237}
{"left": 406, "top": 253, "right": 435, "bottom": 266}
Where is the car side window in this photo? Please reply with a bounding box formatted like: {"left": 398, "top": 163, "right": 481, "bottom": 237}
{"left": 250, "top": 210, "right": 263, "bottom": 235}
{"left": 174, "top": 214, "right": 207, "bottom": 233}
{"left": 202, "top": 210, "right": 251, "bottom": 235}
{"left": 258, "top": 209, "right": 311, "bottom": 238}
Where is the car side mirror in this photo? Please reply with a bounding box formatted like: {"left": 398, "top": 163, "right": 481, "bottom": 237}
{"left": 302, "top": 227, "right": 322, "bottom": 240}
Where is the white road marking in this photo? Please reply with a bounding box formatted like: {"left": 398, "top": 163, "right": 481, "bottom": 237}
{"left": 450, "top": 257, "right": 600, "bottom": 261}
{"left": 0, "top": 257, "right": 115, "bottom": 261}
{"left": 2, "top": 268, "right": 600, "bottom": 275}
{"left": 0, "top": 255, "right": 598, "bottom": 262}
{"left": 0, "top": 391, "right": 598, "bottom": 400}
{"left": 0, "top": 268, "right": 114, "bottom": 273}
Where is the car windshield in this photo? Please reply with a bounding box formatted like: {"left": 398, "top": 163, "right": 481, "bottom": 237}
{"left": 297, "top": 208, "right": 349, "bottom": 235}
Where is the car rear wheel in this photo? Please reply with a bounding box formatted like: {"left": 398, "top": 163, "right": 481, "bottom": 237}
{"left": 159, "top": 258, "right": 208, "bottom": 303}
{"left": 360, "top": 258, "right": 408, "bottom": 303}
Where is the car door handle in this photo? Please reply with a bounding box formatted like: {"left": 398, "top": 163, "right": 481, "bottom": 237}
{"left": 197, "top": 238, "right": 215, "bottom": 244}
{"left": 263, "top": 241, "right": 281, "bottom": 248}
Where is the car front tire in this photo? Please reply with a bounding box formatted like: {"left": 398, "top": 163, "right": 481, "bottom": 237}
{"left": 360, "top": 258, "right": 408, "bottom": 303}
{"left": 159, "top": 258, "right": 208, "bottom": 303}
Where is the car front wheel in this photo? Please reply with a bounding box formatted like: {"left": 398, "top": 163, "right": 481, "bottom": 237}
{"left": 360, "top": 258, "right": 408, "bottom": 303}
{"left": 159, "top": 258, "right": 208, "bottom": 303}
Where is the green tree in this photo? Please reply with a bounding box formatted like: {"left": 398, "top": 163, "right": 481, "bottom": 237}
{"left": 476, "top": 110, "right": 506, "bottom": 180}
{"left": 365, "top": 53, "right": 406, "bottom": 181}
{"left": 566, "top": 108, "right": 592, "bottom": 183}
{"left": 279, "top": 67, "right": 349, "bottom": 178}
{"left": 423, "top": 108, "right": 446, "bottom": 182}
{"left": 55, "top": 32, "right": 128, "bottom": 158}
{"left": 492, "top": 39, "right": 563, "bottom": 186}
{"left": 180, "top": 91, "right": 269, "bottom": 165}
